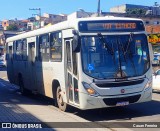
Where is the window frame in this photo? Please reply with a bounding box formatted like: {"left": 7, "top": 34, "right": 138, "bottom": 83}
{"left": 15, "top": 40, "right": 23, "bottom": 61}
{"left": 38, "top": 34, "right": 50, "bottom": 62}
{"left": 22, "top": 39, "right": 27, "bottom": 61}
{"left": 50, "top": 31, "right": 62, "bottom": 62}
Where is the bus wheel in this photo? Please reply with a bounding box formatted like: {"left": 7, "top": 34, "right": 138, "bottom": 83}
{"left": 18, "top": 77, "right": 28, "bottom": 95}
{"left": 56, "top": 86, "right": 68, "bottom": 111}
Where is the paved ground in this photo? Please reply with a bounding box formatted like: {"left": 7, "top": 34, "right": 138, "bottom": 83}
{"left": 0, "top": 67, "right": 108, "bottom": 131}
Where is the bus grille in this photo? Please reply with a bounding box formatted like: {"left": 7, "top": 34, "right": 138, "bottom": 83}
{"left": 96, "top": 79, "right": 144, "bottom": 87}
{"left": 103, "top": 94, "right": 141, "bottom": 106}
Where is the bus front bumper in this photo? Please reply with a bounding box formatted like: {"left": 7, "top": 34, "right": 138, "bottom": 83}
{"left": 79, "top": 87, "right": 152, "bottom": 110}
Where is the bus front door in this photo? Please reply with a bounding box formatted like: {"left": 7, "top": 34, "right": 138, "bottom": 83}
{"left": 65, "top": 40, "right": 79, "bottom": 105}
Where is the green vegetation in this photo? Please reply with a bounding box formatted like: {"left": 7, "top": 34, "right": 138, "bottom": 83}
{"left": 7, "top": 24, "right": 18, "bottom": 31}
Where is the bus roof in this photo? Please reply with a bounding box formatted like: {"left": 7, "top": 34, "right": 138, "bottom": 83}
{"left": 6, "top": 16, "right": 143, "bottom": 43}
{"left": 76, "top": 16, "right": 142, "bottom": 21}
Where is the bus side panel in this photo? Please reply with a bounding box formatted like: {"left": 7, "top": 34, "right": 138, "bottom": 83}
{"left": 35, "top": 62, "right": 65, "bottom": 99}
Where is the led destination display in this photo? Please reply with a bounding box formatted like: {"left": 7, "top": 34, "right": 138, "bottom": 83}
{"left": 79, "top": 20, "right": 145, "bottom": 32}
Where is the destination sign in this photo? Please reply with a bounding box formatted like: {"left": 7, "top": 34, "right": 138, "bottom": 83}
{"left": 79, "top": 20, "right": 145, "bottom": 32}
{"left": 102, "top": 23, "right": 136, "bottom": 29}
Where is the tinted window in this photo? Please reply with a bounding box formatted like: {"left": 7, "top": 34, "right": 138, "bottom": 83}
{"left": 81, "top": 34, "right": 150, "bottom": 79}
{"left": 50, "top": 32, "right": 62, "bottom": 61}
{"left": 22, "top": 39, "right": 27, "bottom": 60}
{"left": 6, "top": 45, "right": 12, "bottom": 60}
{"left": 72, "top": 44, "right": 78, "bottom": 76}
{"left": 9, "top": 46, "right": 12, "bottom": 57}
{"left": 13, "top": 41, "right": 16, "bottom": 60}
{"left": 16, "top": 40, "right": 23, "bottom": 61}
{"left": 39, "top": 34, "right": 49, "bottom": 61}
{"left": 66, "top": 41, "right": 71, "bottom": 71}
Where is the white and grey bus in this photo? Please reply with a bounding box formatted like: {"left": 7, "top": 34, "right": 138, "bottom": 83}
{"left": 6, "top": 16, "right": 152, "bottom": 111}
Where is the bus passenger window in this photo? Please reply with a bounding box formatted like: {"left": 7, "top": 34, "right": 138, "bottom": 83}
{"left": 39, "top": 34, "right": 49, "bottom": 61}
{"left": 66, "top": 41, "right": 72, "bottom": 71}
{"left": 5, "top": 43, "right": 9, "bottom": 60}
{"left": 9, "top": 46, "right": 13, "bottom": 59}
{"left": 13, "top": 41, "right": 16, "bottom": 60}
{"left": 50, "top": 32, "right": 62, "bottom": 61}
{"left": 16, "top": 40, "right": 23, "bottom": 61}
{"left": 22, "top": 39, "right": 27, "bottom": 60}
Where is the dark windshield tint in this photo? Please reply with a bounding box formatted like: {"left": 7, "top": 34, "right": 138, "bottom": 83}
{"left": 81, "top": 34, "right": 150, "bottom": 79}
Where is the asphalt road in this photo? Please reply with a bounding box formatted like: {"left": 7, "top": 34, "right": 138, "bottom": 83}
{"left": 0, "top": 67, "right": 160, "bottom": 131}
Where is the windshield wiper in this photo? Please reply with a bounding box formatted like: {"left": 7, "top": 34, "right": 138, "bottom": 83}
{"left": 124, "top": 33, "right": 137, "bottom": 76}
{"left": 116, "top": 38, "right": 123, "bottom": 77}
{"left": 97, "top": 33, "right": 114, "bottom": 55}
{"left": 117, "top": 38, "right": 127, "bottom": 63}
{"left": 124, "top": 33, "right": 133, "bottom": 55}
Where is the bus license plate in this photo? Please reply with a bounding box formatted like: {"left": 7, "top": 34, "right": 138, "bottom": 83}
{"left": 116, "top": 101, "right": 129, "bottom": 106}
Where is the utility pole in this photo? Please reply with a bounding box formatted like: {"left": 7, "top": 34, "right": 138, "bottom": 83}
{"left": 29, "top": 8, "right": 41, "bottom": 28}
{"left": 97, "top": 0, "right": 101, "bottom": 16}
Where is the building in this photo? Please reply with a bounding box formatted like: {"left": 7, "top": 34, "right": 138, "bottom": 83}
{"left": 17, "top": 20, "right": 28, "bottom": 31}
{"left": 43, "top": 13, "right": 67, "bottom": 24}
{"left": 2, "top": 20, "right": 16, "bottom": 30}
{"left": 27, "top": 17, "right": 37, "bottom": 30}
{"left": 38, "top": 13, "right": 67, "bottom": 27}
{"left": 0, "top": 31, "right": 20, "bottom": 55}
{"left": 2, "top": 19, "right": 28, "bottom": 31}
{"left": 27, "top": 13, "right": 67, "bottom": 30}
{"left": 68, "top": 11, "right": 94, "bottom": 19}
{"left": 110, "top": 4, "right": 160, "bottom": 16}
{"left": 110, "top": 4, "right": 149, "bottom": 13}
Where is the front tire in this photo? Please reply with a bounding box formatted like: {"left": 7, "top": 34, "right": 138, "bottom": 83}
{"left": 56, "top": 86, "right": 69, "bottom": 111}
{"left": 18, "top": 76, "right": 29, "bottom": 95}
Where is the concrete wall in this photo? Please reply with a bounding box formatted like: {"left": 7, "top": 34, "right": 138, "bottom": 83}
{"left": 110, "top": 5, "right": 126, "bottom": 13}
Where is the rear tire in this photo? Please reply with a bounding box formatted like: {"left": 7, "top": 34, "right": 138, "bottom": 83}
{"left": 56, "top": 86, "right": 70, "bottom": 111}
{"left": 18, "top": 76, "right": 29, "bottom": 96}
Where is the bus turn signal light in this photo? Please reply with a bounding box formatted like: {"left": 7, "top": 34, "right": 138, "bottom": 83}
{"left": 82, "top": 82, "right": 99, "bottom": 97}
{"left": 87, "top": 88, "right": 96, "bottom": 95}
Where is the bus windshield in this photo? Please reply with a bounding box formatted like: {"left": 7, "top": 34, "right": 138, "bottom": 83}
{"left": 81, "top": 34, "right": 150, "bottom": 79}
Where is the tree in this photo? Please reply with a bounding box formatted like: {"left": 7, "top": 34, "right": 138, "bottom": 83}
{"left": 7, "top": 24, "right": 18, "bottom": 31}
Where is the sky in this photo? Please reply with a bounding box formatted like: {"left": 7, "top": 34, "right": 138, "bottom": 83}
{"left": 0, "top": 0, "right": 156, "bottom": 20}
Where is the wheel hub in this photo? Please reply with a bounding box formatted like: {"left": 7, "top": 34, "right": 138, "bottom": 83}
{"left": 58, "top": 91, "right": 64, "bottom": 105}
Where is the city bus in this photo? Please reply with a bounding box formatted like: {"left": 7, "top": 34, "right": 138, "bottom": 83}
{"left": 6, "top": 15, "right": 152, "bottom": 111}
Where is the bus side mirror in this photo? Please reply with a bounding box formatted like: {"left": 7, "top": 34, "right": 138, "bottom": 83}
{"left": 72, "top": 34, "right": 81, "bottom": 53}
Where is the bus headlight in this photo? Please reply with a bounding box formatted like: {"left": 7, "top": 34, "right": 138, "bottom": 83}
{"left": 144, "top": 80, "right": 152, "bottom": 91}
{"left": 82, "top": 82, "right": 99, "bottom": 97}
